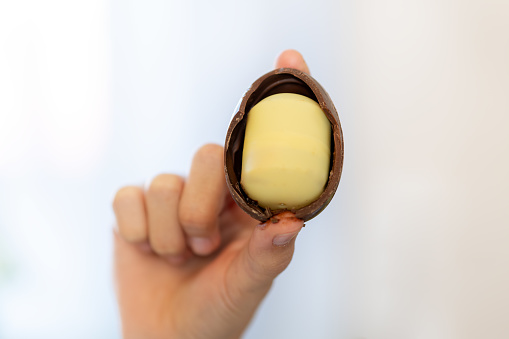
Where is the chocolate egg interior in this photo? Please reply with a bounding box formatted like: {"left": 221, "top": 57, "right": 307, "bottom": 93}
{"left": 225, "top": 68, "right": 343, "bottom": 222}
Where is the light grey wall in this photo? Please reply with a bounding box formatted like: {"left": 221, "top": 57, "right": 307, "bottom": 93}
{"left": 1, "top": 0, "right": 508, "bottom": 338}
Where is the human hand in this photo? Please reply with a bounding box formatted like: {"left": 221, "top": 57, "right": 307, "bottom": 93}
{"left": 113, "top": 50, "right": 310, "bottom": 339}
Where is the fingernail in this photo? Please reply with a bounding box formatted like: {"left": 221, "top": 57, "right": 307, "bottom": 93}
{"left": 272, "top": 231, "right": 300, "bottom": 247}
{"left": 189, "top": 237, "right": 214, "bottom": 255}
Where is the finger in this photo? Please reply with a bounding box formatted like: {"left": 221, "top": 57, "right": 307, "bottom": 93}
{"left": 113, "top": 186, "right": 148, "bottom": 242}
{"left": 113, "top": 230, "right": 177, "bottom": 333}
{"left": 226, "top": 212, "right": 304, "bottom": 297}
{"left": 274, "top": 49, "right": 310, "bottom": 74}
{"left": 146, "top": 174, "right": 188, "bottom": 259}
{"left": 179, "top": 144, "right": 227, "bottom": 256}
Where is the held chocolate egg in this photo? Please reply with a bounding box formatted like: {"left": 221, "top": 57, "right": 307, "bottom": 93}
{"left": 224, "top": 68, "right": 344, "bottom": 222}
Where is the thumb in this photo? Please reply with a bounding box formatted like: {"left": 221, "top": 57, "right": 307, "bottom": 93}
{"left": 228, "top": 212, "right": 304, "bottom": 296}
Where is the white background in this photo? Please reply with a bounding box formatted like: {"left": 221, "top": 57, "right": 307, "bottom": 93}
{"left": 0, "top": 0, "right": 508, "bottom": 338}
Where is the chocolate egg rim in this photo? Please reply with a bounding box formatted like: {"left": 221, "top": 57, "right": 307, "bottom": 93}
{"left": 224, "top": 68, "right": 344, "bottom": 222}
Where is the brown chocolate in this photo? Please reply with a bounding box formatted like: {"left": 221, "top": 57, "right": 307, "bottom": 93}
{"left": 224, "top": 68, "right": 344, "bottom": 222}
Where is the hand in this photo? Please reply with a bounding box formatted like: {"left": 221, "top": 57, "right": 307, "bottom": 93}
{"left": 113, "top": 50, "right": 310, "bottom": 339}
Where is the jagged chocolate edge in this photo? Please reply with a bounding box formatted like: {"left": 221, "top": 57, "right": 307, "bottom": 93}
{"left": 224, "top": 68, "right": 344, "bottom": 222}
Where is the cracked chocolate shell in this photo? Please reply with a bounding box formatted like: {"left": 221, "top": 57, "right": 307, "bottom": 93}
{"left": 224, "top": 68, "right": 344, "bottom": 222}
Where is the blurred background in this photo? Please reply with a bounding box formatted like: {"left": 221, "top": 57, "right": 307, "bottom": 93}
{"left": 0, "top": 0, "right": 508, "bottom": 338}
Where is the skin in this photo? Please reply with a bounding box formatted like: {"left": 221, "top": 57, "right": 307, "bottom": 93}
{"left": 113, "top": 50, "right": 311, "bottom": 339}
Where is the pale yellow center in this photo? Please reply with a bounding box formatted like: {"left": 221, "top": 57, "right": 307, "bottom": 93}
{"left": 240, "top": 93, "right": 331, "bottom": 210}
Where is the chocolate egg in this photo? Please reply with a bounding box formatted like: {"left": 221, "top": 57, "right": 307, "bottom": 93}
{"left": 224, "top": 68, "right": 344, "bottom": 222}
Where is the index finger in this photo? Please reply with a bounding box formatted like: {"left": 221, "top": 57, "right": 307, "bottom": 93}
{"left": 274, "top": 49, "right": 310, "bottom": 74}
{"left": 179, "top": 144, "right": 227, "bottom": 256}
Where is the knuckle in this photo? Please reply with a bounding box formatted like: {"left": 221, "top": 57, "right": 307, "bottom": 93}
{"left": 113, "top": 186, "right": 147, "bottom": 242}
{"left": 113, "top": 186, "right": 143, "bottom": 210}
{"left": 179, "top": 209, "right": 215, "bottom": 234}
{"left": 116, "top": 218, "right": 147, "bottom": 243}
{"left": 120, "top": 227, "right": 146, "bottom": 243}
{"left": 194, "top": 144, "right": 224, "bottom": 165}
{"left": 147, "top": 174, "right": 184, "bottom": 200}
